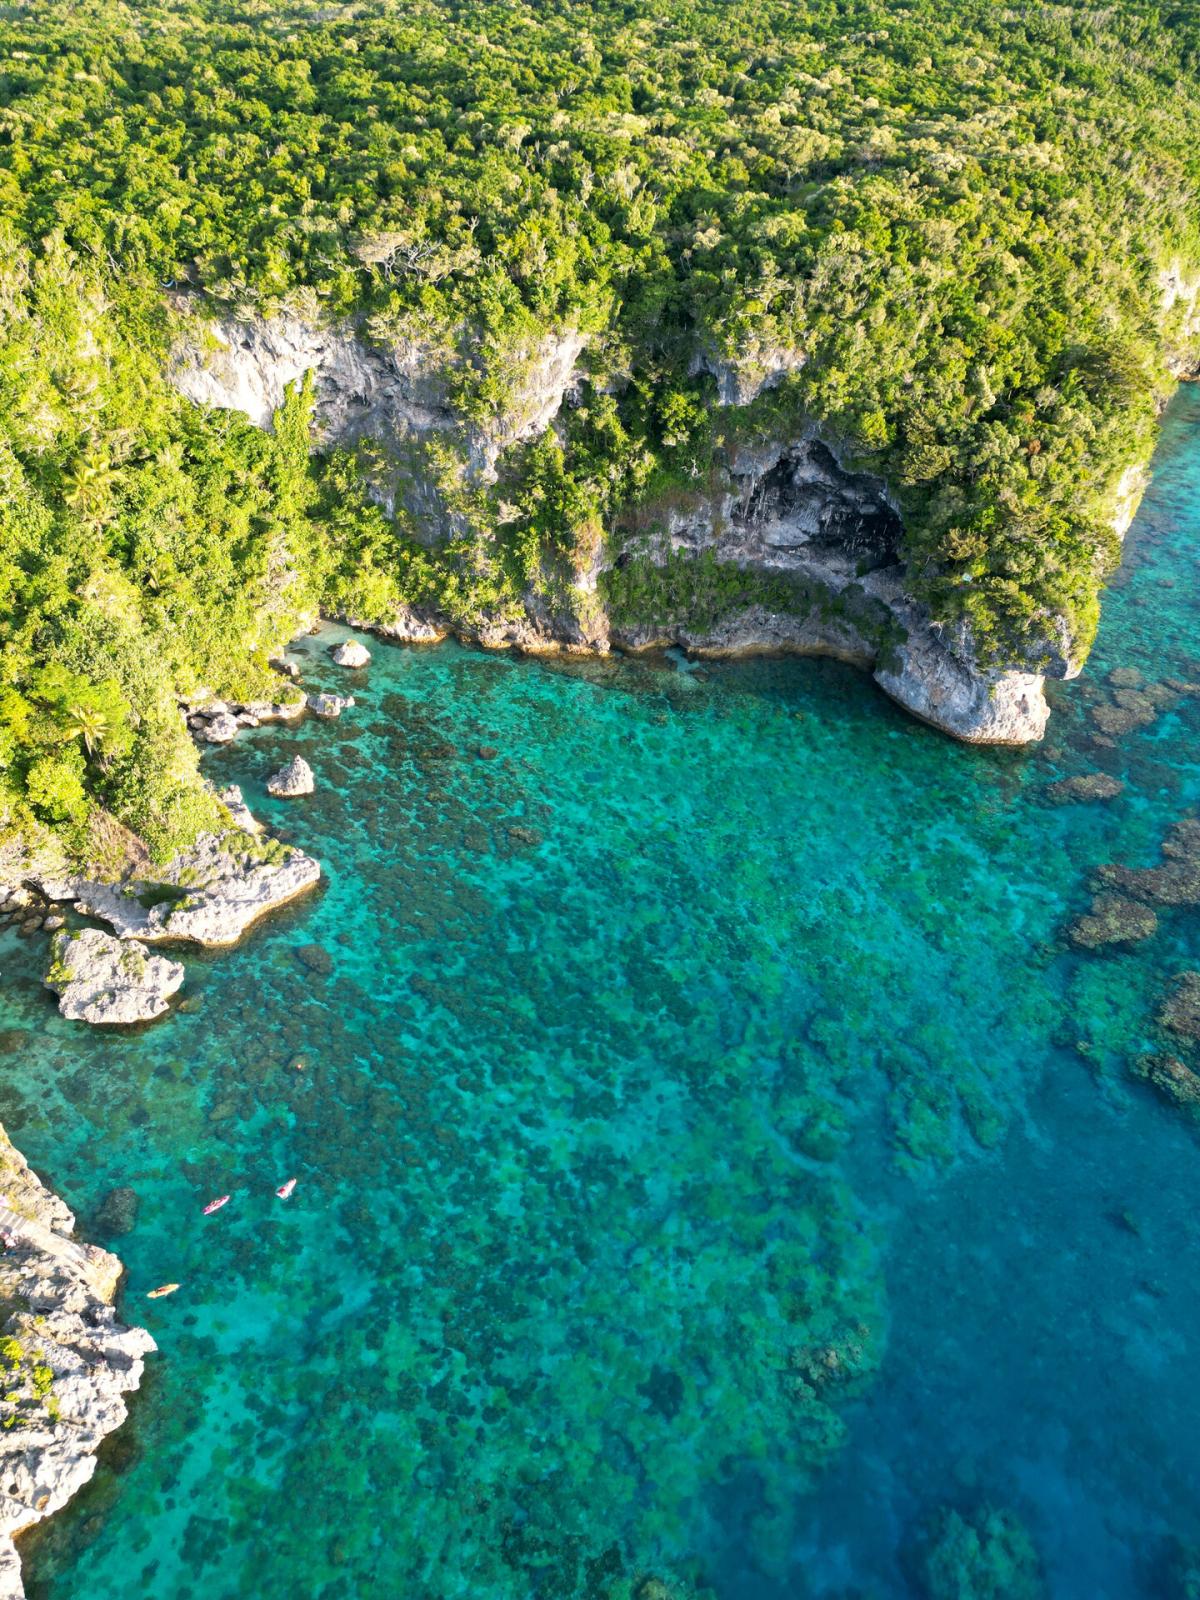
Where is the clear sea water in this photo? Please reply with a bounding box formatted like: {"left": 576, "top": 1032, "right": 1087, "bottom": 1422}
{"left": 4, "top": 390, "right": 1200, "bottom": 1599}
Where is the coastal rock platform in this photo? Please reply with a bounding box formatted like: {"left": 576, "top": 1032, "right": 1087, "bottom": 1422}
{"left": 68, "top": 830, "right": 320, "bottom": 949}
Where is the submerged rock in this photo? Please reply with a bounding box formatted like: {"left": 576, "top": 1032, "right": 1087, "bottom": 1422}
{"left": 0, "top": 1123, "right": 154, "bottom": 1600}
{"left": 1132, "top": 1053, "right": 1200, "bottom": 1108}
{"left": 1069, "top": 894, "right": 1157, "bottom": 949}
{"left": 44, "top": 929, "right": 184, "bottom": 1025}
{"left": 1108, "top": 666, "right": 1145, "bottom": 689}
{"left": 1090, "top": 688, "right": 1168, "bottom": 737}
{"left": 267, "top": 756, "right": 315, "bottom": 797}
{"left": 1157, "top": 971, "right": 1200, "bottom": 1039}
{"left": 1097, "top": 815, "right": 1200, "bottom": 905}
{"left": 331, "top": 639, "right": 371, "bottom": 668}
{"left": 915, "top": 1503, "right": 1044, "bottom": 1600}
{"left": 94, "top": 1186, "right": 139, "bottom": 1237}
{"left": 1046, "top": 772, "right": 1124, "bottom": 803}
{"left": 294, "top": 942, "right": 333, "bottom": 976}
{"left": 307, "top": 692, "right": 354, "bottom": 719}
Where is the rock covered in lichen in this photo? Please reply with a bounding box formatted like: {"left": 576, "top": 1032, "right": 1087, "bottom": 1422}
{"left": 44, "top": 929, "right": 184, "bottom": 1025}
{"left": 267, "top": 755, "right": 315, "bottom": 797}
{"left": 0, "top": 1123, "right": 153, "bottom": 1600}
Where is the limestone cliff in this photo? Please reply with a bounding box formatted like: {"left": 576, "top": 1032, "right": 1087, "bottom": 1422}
{"left": 168, "top": 307, "right": 587, "bottom": 506}
{"left": 0, "top": 1127, "right": 152, "bottom": 1600}
{"left": 168, "top": 307, "right": 1148, "bottom": 745}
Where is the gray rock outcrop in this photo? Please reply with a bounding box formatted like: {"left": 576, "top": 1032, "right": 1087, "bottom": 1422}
{"left": 862, "top": 570, "right": 1050, "bottom": 744}
{"left": 360, "top": 608, "right": 448, "bottom": 645}
{"left": 266, "top": 756, "right": 315, "bottom": 797}
{"left": 199, "top": 711, "right": 239, "bottom": 744}
{"left": 307, "top": 692, "right": 354, "bottom": 718}
{"left": 330, "top": 638, "right": 371, "bottom": 668}
{"left": 217, "top": 784, "right": 263, "bottom": 834}
{"left": 0, "top": 1124, "right": 154, "bottom": 1600}
{"left": 44, "top": 929, "right": 185, "bottom": 1025}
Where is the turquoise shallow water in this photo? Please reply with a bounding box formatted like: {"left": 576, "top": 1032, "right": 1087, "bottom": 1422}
{"left": 4, "top": 391, "right": 1200, "bottom": 1597}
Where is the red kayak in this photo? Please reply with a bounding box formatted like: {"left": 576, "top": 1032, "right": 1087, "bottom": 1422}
{"left": 276, "top": 1178, "right": 297, "bottom": 1200}
{"left": 203, "top": 1194, "right": 231, "bottom": 1215}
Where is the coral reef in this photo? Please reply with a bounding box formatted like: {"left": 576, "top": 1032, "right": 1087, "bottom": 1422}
{"left": 915, "top": 1504, "right": 1044, "bottom": 1600}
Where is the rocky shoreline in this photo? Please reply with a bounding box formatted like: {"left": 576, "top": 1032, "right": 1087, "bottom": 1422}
{"left": 0, "top": 1125, "right": 152, "bottom": 1600}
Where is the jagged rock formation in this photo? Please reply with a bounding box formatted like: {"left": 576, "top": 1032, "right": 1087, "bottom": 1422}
{"left": 185, "top": 696, "right": 306, "bottom": 743}
{"left": 266, "top": 755, "right": 315, "bottom": 797}
{"left": 604, "top": 438, "right": 1056, "bottom": 742}
{"left": 1160, "top": 262, "right": 1200, "bottom": 376}
{"left": 169, "top": 310, "right": 1148, "bottom": 746}
{"left": 44, "top": 928, "right": 185, "bottom": 1025}
{"left": 217, "top": 784, "right": 262, "bottom": 834}
{"left": 690, "top": 343, "right": 807, "bottom": 406}
{"left": 0, "top": 1125, "right": 153, "bottom": 1600}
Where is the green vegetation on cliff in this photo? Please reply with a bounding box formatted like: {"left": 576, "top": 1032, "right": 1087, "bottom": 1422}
{"left": 1, "top": 0, "right": 1199, "bottom": 857}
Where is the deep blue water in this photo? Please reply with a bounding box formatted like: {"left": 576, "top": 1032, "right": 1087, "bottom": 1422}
{"left": 3, "top": 390, "right": 1200, "bottom": 1599}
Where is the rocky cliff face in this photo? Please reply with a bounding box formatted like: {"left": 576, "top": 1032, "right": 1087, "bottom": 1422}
{"left": 168, "top": 307, "right": 1133, "bottom": 745}
{"left": 168, "top": 308, "right": 586, "bottom": 507}
{"left": 1160, "top": 263, "right": 1200, "bottom": 377}
{"left": 599, "top": 435, "right": 1055, "bottom": 743}
{"left": 0, "top": 1126, "right": 152, "bottom": 1600}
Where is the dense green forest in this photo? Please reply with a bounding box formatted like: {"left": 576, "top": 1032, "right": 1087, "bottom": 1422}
{"left": 2, "top": 0, "right": 1199, "bottom": 863}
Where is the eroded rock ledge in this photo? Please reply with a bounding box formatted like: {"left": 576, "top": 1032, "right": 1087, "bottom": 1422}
{"left": 0, "top": 1126, "right": 152, "bottom": 1600}
{"left": 70, "top": 828, "right": 321, "bottom": 949}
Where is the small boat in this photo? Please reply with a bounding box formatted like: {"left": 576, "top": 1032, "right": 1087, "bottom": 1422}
{"left": 276, "top": 1178, "right": 297, "bottom": 1200}
{"left": 147, "top": 1283, "right": 180, "bottom": 1299}
{"left": 203, "top": 1194, "right": 231, "bottom": 1215}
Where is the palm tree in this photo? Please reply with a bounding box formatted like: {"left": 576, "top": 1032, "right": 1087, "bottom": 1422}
{"left": 63, "top": 701, "right": 112, "bottom": 759}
